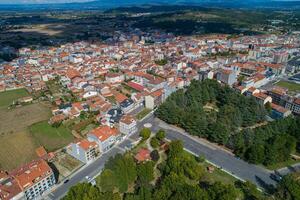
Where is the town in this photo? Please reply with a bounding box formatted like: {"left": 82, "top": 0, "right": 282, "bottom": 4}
{"left": 0, "top": 7, "right": 300, "bottom": 200}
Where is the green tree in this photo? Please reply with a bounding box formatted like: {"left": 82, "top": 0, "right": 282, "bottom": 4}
{"left": 156, "top": 129, "right": 166, "bottom": 141}
{"left": 140, "top": 128, "right": 151, "bottom": 141}
{"left": 276, "top": 173, "right": 300, "bottom": 200}
{"left": 245, "top": 144, "right": 265, "bottom": 164}
{"left": 137, "top": 161, "right": 155, "bottom": 186}
{"left": 150, "top": 137, "right": 160, "bottom": 149}
{"left": 97, "top": 169, "right": 116, "bottom": 192}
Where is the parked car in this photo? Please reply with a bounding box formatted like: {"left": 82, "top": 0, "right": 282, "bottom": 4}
{"left": 270, "top": 173, "right": 282, "bottom": 182}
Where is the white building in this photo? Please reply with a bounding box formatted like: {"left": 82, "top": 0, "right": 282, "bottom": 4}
{"left": 119, "top": 115, "right": 137, "bottom": 135}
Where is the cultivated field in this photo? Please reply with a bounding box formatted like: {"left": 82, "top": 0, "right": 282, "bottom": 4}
{"left": 0, "top": 88, "right": 29, "bottom": 108}
{"left": 0, "top": 131, "right": 39, "bottom": 170}
{"left": 0, "top": 103, "right": 51, "bottom": 134}
{"left": 0, "top": 103, "right": 51, "bottom": 170}
{"left": 29, "top": 121, "right": 74, "bottom": 152}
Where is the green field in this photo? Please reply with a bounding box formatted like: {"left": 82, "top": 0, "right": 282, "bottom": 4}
{"left": 0, "top": 88, "right": 29, "bottom": 108}
{"left": 275, "top": 81, "right": 300, "bottom": 92}
{"left": 29, "top": 121, "right": 74, "bottom": 152}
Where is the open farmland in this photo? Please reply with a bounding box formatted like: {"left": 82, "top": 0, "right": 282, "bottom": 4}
{"left": 0, "top": 132, "right": 39, "bottom": 170}
{"left": 0, "top": 102, "right": 51, "bottom": 170}
{"left": 29, "top": 121, "right": 74, "bottom": 152}
{"left": 0, "top": 103, "right": 51, "bottom": 134}
{"left": 0, "top": 88, "right": 29, "bottom": 108}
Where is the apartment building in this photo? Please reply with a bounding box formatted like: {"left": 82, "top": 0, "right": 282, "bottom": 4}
{"left": 68, "top": 139, "right": 99, "bottom": 164}
{"left": 10, "top": 159, "right": 56, "bottom": 200}
{"left": 119, "top": 115, "right": 137, "bottom": 135}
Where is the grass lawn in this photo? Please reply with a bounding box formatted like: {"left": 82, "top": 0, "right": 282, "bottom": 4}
{"left": 0, "top": 131, "right": 39, "bottom": 170}
{"left": 201, "top": 162, "right": 238, "bottom": 185}
{"left": 266, "top": 159, "right": 300, "bottom": 170}
{"left": 136, "top": 108, "right": 152, "bottom": 120}
{"left": 29, "top": 121, "right": 74, "bottom": 152}
{"left": 275, "top": 81, "right": 300, "bottom": 92}
{"left": 0, "top": 88, "right": 29, "bottom": 108}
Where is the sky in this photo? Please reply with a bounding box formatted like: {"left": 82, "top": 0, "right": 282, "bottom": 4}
{"left": 0, "top": 0, "right": 93, "bottom": 4}
{"left": 0, "top": 0, "right": 297, "bottom": 4}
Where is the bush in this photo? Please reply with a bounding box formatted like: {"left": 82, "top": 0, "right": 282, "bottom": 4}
{"left": 156, "top": 129, "right": 166, "bottom": 141}
{"left": 140, "top": 128, "right": 151, "bottom": 141}
{"left": 150, "top": 137, "right": 160, "bottom": 149}
{"left": 150, "top": 150, "right": 160, "bottom": 162}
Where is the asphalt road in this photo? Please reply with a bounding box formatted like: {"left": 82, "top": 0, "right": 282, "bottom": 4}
{"left": 46, "top": 132, "right": 139, "bottom": 200}
{"left": 46, "top": 113, "right": 277, "bottom": 199}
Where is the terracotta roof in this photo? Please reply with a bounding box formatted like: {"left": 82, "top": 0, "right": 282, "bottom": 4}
{"left": 120, "top": 115, "right": 136, "bottom": 125}
{"left": 77, "top": 139, "right": 98, "bottom": 151}
{"left": 10, "top": 159, "right": 53, "bottom": 190}
{"left": 66, "top": 68, "right": 81, "bottom": 79}
{"left": 271, "top": 103, "right": 289, "bottom": 114}
{"left": 135, "top": 148, "right": 151, "bottom": 162}
{"left": 150, "top": 89, "right": 163, "bottom": 98}
{"left": 127, "top": 81, "right": 144, "bottom": 92}
{"left": 294, "top": 98, "right": 300, "bottom": 105}
{"left": 35, "top": 146, "right": 47, "bottom": 158}
{"left": 0, "top": 171, "right": 22, "bottom": 200}
{"left": 90, "top": 125, "right": 118, "bottom": 142}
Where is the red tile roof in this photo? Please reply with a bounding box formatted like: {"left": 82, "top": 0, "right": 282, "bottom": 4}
{"left": 0, "top": 171, "right": 22, "bottom": 200}
{"left": 77, "top": 139, "right": 98, "bottom": 151}
{"left": 10, "top": 160, "right": 53, "bottom": 190}
{"left": 127, "top": 81, "right": 144, "bottom": 92}
{"left": 135, "top": 148, "right": 151, "bottom": 162}
{"left": 90, "top": 125, "right": 118, "bottom": 142}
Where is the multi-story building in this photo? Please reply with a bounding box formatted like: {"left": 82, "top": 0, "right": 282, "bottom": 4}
{"left": 88, "top": 125, "right": 119, "bottom": 152}
{"left": 10, "top": 159, "right": 56, "bottom": 200}
{"left": 0, "top": 171, "right": 24, "bottom": 200}
{"left": 119, "top": 115, "right": 137, "bottom": 135}
{"left": 216, "top": 69, "right": 237, "bottom": 86}
{"left": 268, "top": 87, "right": 300, "bottom": 115}
{"left": 68, "top": 139, "right": 99, "bottom": 163}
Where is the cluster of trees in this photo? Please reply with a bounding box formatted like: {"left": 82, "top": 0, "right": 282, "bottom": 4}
{"left": 63, "top": 140, "right": 270, "bottom": 200}
{"left": 275, "top": 172, "right": 300, "bottom": 200}
{"left": 156, "top": 79, "right": 266, "bottom": 144}
{"left": 230, "top": 116, "right": 300, "bottom": 165}
{"left": 97, "top": 154, "right": 137, "bottom": 193}
{"left": 156, "top": 79, "right": 300, "bottom": 166}
{"left": 150, "top": 129, "right": 166, "bottom": 148}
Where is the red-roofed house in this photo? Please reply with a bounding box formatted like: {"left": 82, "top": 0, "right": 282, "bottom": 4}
{"left": 271, "top": 103, "right": 292, "bottom": 119}
{"left": 68, "top": 139, "right": 99, "bottom": 163}
{"left": 145, "top": 89, "right": 164, "bottom": 109}
{"left": 88, "top": 126, "right": 119, "bottom": 152}
{"left": 127, "top": 81, "right": 144, "bottom": 92}
{"left": 0, "top": 171, "right": 23, "bottom": 200}
{"left": 135, "top": 148, "right": 151, "bottom": 163}
{"left": 119, "top": 115, "right": 137, "bottom": 135}
{"left": 10, "top": 159, "right": 56, "bottom": 200}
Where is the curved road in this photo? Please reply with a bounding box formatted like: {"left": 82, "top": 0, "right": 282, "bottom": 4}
{"left": 46, "top": 113, "right": 276, "bottom": 199}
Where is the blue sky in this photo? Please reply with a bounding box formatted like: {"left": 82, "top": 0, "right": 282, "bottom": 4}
{"left": 0, "top": 0, "right": 93, "bottom": 4}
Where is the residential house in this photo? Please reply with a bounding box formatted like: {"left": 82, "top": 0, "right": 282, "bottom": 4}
{"left": 10, "top": 159, "right": 56, "bottom": 200}
{"left": 271, "top": 103, "right": 292, "bottom": 119}
{"left": 135, "top": 148, "right": 151, "bottom": 163}
{"left": 120, "top": 99, "right": 135, "bottom": 113}
{"left": 216, "top": 69, "right": 237, "bottom": 86}
{"left": 88, "top": 126, "right": 119, "bottom": 152}
{"left": 145, "top": 89, "right": 164, "bottom": 109}
{"left": 119, "top": 115, "right": 137, "bottom": 135}
{"left": 0, "top": 171, "right": 23, "bottom": 200}
{"left": 68, "top": 139, "right": 99, "bottom": 163}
